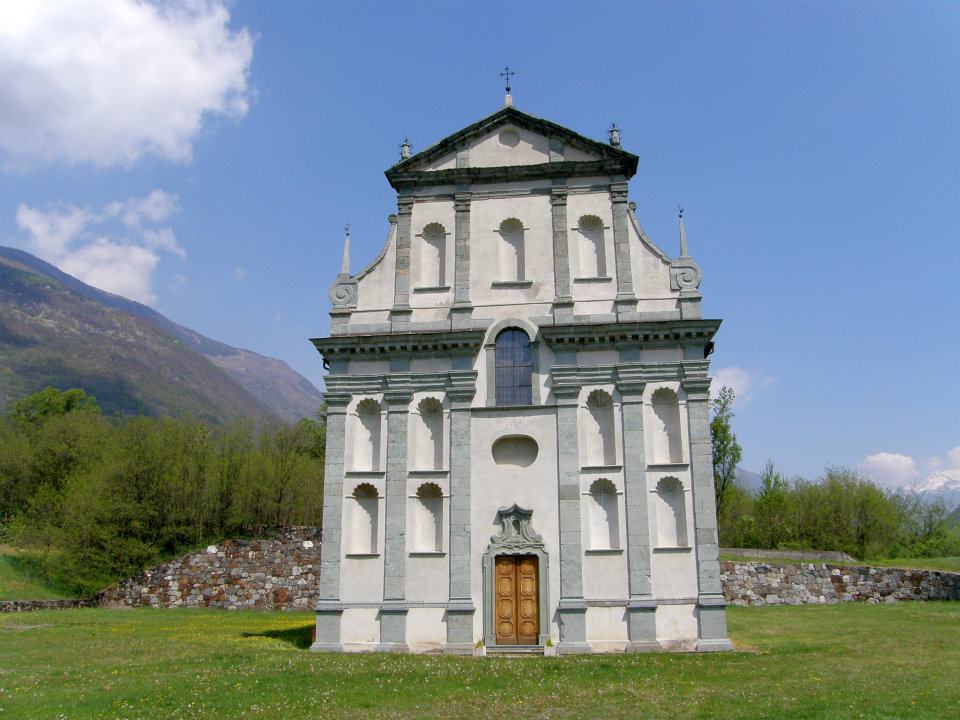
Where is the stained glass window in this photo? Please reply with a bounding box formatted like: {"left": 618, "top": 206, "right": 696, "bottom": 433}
{"left": 495, "top": 328, "right": 532, "bottom": 406}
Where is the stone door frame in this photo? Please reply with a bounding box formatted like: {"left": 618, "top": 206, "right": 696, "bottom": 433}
{"left": 482, "top": 504, "right": 550, "bottom": 647}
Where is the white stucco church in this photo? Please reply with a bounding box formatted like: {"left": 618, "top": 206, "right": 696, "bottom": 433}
{"left": 310, "top": 89, "right": 732, "bottom": 654}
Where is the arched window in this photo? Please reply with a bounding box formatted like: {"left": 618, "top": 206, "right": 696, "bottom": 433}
{"left": 350, "top": 483, "right": 380, "bottom": 554}
{"left": 577, "top": 215, "right": 606, "bottom": 278}
{"left": 413, "top": 482, "right": 443, "bottom": 553}
{"left": 650, "top": 388, "right": 683, "bottom": 464}
{"left": 414, "top": 397, "right": 444, "bottom": 471}
{"left": 587, "top": 478, "right": 620, "bottom": 550}
{"left": 495, "top": 328, "right": 533, "bottom": 406}
{"left": 353, "top": 399, "right": 382, "bottom": 471}
{"left": 419, "top": 222, "right": 446, "bottom": 287}
{"left": 498, "top": 218, "right": 525, "bottom": 281}
{"left": 655, "top": 477, "right": 687, "bottom": 547}
{"left": 584, "top": 389, "right": 616, "bottom": 466}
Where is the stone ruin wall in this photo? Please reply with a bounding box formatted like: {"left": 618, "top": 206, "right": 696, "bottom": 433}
{"left": 95, "top": 528, "right": 321, "bottom": 610}
{"left": 721, "top": 560, "right": 960, "bottom": 606}
{"left": 20, "top": 529, "right": 954, "bottom": 612}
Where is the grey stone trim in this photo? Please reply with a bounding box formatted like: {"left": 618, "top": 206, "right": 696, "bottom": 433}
{"left": 447, "top": 378, "right": 477, "bottom": 645}
{"left": 627, "top": 202, "right": 672, "bottom": 264}
{"left": 617, "top": 379, "right": 657, "bottom": 646}
{"left": 313, "top": 329, "right": 486, "bottom": 363}
{"left": 550, "top": 183, "right": 572, "bottom": 306}
{"left": 553, "top": 384, "right": 587, "bottom": 648}
{"left": 385, "top": 106, "right": 637, "bottom": 191}
{"left": 390, "top": 158, "right": 636, "bottom": 191}
{"left": 491, "top": 279, "right": 533, "bottom": 289}
{"left": 391, "top": 195, "right": 414, "bottom": 313}
{"left": 682, "top": 376, "right": 732, "bottom": 649}
{"left": 312, "top": 602, "right": 343, "bottom": 650}
{"left": 482, "top": 505, "right": 551, "bottom": 647}
{"left": 482, "top": 316, "right": 543, "bottom": 407}
{"left": 453, "top": 191, "right": 472, "bottom": 311}
{"left": 317, "top": 397, "right": 349, "bottom": 605}
{"left": 382, "top": 390, "right": 412, "bottom": 621}
{"left": 609, "top": 181, "right": 635, "bottom": 308}
{"left": 538, "top": 319, "right": 721, "bottom": 352}
{"left": 355, "top": 214, "right": 399, "bottom": 281}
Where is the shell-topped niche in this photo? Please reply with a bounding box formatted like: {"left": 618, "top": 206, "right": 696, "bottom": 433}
{"left": 491, "top": 435, "right": 538, "bottom": 469}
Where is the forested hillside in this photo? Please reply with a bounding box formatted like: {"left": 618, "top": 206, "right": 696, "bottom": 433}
{"left": 0, "top": 246, "right": 323, "bottom": 422}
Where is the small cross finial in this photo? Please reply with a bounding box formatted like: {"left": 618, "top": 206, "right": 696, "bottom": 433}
{"left": 677, "top": 204, "right": 684, "bottom": 219}
{"left": 499, "top": 65, "right": 515, "bottom": 94}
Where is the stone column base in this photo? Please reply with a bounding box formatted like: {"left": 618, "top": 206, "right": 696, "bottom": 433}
{"left": 309, "top": 642, "right": 344, "bottom": 653}
{"left": 441, "top": 643, "right": 476, "bottom": 656}
{"left": 374, "top": 642, "right": 411, "bottom": 653}
{"left": 624, "top": 641, "right": 662, "bottom": 653}
{"left": 557, "top": 598, "right": 588, "bottom": 653}
{"left": 696, "top": 638, "right": 734, "bottom": 652}
{"left": 556, "top": 642, "right": 592, "bottom": 655}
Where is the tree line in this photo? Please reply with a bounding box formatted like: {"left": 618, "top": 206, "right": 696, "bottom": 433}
{"left": 710, "top": 389, "right": 959, "bottom": 560}
{"left": 0, "top": 388, "right": 325, "bottom": 596}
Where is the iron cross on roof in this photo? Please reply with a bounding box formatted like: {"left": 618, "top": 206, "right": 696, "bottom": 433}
{"left": 499, "top": 65, "right": 515, "bottom": 94}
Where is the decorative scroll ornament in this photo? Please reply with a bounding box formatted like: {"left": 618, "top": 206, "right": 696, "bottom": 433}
{"left": 670, "top": 258, "right": 702, "bottom": 291}
{"left": 329, "top": 277, "right": 358, "bottom": 308}
{"left": 490, "top": 504, "right": 544, "bottom": 549}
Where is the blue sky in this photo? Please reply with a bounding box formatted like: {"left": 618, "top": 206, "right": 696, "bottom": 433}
{"left": 0, "top": 1, "right": 957, "bottom": 488}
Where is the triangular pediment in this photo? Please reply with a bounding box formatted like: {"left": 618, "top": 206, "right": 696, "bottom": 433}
{"left": 385, "top": 106, "right": 638, "bottom": 189}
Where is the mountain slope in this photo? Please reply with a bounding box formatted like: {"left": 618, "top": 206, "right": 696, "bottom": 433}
{"left": 0, "top": 246, "right": 322, "bottom": 421}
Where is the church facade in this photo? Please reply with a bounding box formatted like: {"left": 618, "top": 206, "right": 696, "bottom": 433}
{"left": 310, "top": 98, "right": 732, "bottom": 654}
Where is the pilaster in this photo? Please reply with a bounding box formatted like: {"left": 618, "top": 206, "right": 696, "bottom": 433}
{"left": 682, "top": 377, "right": 733, "bottom": 652}
{"left": 390, "top": 195, "right": 414, "bottom": 327}
{"left": 610, "top": 181, "right": 637, "bottom": 322}
{"left": 616, "top": 372, "right": 659, "bottom": 651}
{"left": 550, "top": 183, "right": 574, "bottom": 324}
{"left": 379, "top": 382, "right": 413, "bottom": 651}
{"left": 451, "top": 190, "right": 473, "bottom": 329}
{"left": 445, "top": 373, "right": 477, "bottom": 650}
{"left": 312, "top": 392, "right": 349, "bottom": 651}
{"left": 553, "top": 381, "right": 590, "bottom": 653}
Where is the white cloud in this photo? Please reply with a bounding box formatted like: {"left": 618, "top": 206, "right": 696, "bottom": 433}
{"left": 105, "top": 189, "right": 179, "bottom": 228}
{"left": 0, "top": 1, "right": 254, "bottom": 167}
{"left": 857, "top": 452, "right": 919, "bottom": 488}
{"left": 168, "top": 273, "right": 186, "bottom": 291}
{"left": 13, "top": 190, "right": 184, "bottom": 304}
{"left": 858, "top": 446, "right": 960, "bottom": 491}
{"left": 711, "top": 366, "right": 775, "bottom": 406}
{"left": 232, "top": 266, "right": 247, "bottom": 280}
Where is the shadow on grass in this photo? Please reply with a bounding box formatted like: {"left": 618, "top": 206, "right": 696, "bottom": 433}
{"left": 242, "top": 624, "right": 314, "bottom": 650}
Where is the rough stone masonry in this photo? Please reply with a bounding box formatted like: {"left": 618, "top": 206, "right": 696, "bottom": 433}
{"left": 85, "top": 529, "right": 959, "bottom": 611}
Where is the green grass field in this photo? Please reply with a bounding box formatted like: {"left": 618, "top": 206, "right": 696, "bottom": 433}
{"left": 1, "top": 603, "right": 957, "bottom": 719}
{"left": 0, "top": 546, "right": 73, "bottom": 601}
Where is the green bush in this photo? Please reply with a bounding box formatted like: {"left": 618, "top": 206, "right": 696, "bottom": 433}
{"left": 720, "top": 463, "right": 960, "bottom": 560}
{"left": 0, "top": 388, "right": 326, "bottom": 596}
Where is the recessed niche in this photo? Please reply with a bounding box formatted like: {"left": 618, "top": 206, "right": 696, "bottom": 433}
{"left": 498, "top": 128, "right": 521, "bottom": 147}
{"left": 491, "top": 435, "right": 538, "bottom": 468}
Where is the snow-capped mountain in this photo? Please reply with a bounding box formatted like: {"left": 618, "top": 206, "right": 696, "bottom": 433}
{"left": 914, "top": 471, "right": 960, "bottom": 509}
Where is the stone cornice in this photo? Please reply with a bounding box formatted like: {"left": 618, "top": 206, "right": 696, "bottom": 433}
{"left": 312, "top": 329, "right": 486, "bottom": 362}
{"left": 540, "top": 319, "right": 721, "bottom": 351}
{"left": 387, "top": 159, "right": 635, "bottom": 191}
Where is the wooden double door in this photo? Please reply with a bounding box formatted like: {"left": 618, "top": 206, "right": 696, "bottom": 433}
{"left": 495, "top": 555, "right": 539, "bottom": 645}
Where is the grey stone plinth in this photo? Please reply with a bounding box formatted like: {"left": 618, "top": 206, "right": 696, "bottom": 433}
{"left": 446, "top": 601, "right": 475, "bottom": 645}
{"left": 695, "top": 638, "right": 734, "bottom": 652}
{"left": 557, "top": 598, "right": 588, "bottom": 649}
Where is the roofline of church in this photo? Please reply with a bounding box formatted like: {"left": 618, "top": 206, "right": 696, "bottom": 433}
{"left": 384, "top": 106, "right": 639, "bottom": 190}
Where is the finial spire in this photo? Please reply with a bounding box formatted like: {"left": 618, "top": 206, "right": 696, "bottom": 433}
{"left": 399, "top": 137, "right": 411, "bottom": 160}
{"left": 608, "top": 122, "right": 621, "bottom": 147}
{"left": 340, "top": 223, "right": 351, "bottom": 276}
{"left": 677, "top": 205, "right": 689, "bottom": 258}
{"left": 500, "top": 65, "right": 515, "bottom": 107}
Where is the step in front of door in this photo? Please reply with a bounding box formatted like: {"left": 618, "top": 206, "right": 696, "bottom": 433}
{"left": 486, "top": 645, "right": 545, "bottom": 656}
